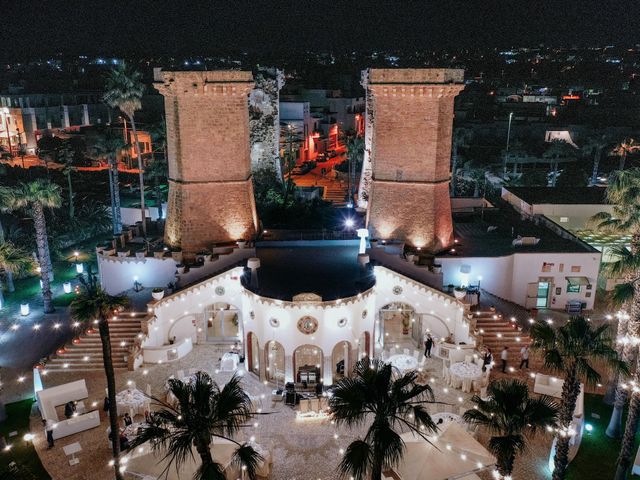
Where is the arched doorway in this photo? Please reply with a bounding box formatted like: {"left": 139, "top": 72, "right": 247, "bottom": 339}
{"left": 247, "top": 332, "right": 260, "bottom": 377}
{"left": 332, "top": 341, "right": 352, "bottom": 383}
{"left": 265, "top": 340, "right": 285, "bottom": 387}
{"left": 377, "top": 302, "right": 416, "bottom": 349}
{"left": 292, "top": 345, "right": 322, "bottom": 385}
{"left": 204, "top": 302, "right": 241, "bottom": 342}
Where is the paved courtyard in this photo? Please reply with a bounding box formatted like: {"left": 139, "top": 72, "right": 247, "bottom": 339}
{"left": 24, "top": 344, "right": 558, "bottom": 480}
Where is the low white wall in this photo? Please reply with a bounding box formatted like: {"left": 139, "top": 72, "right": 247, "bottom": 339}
{"left": 98, "top": 254, "right": 178, "bottom": 295}
{"left": 97, "top": 247, "right": 256, "bottom": 295}
{"left": 36, "top": 379, "right": 88, "bottom": 421}
{"left": 121, "top": 204, "right": 167, "bottom": 225}
{"left": 142, "top": 337, "right": 193, "bottom": 364}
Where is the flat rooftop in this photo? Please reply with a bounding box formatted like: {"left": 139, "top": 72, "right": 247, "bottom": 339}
{"left": 245, "top": 241, "right": 375, "bottom": 301}
{"left": 440, "top": 209, "right": 596, "bottom": 258}
{"left": 504, "top": 187, "right": 607, "bottom": 205}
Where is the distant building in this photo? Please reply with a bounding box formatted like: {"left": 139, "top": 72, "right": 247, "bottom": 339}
{"left": 0, "top": 92, "right": 112, "bottom": 154}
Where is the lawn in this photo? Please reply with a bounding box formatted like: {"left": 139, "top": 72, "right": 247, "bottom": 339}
{"left": 566, "top": 393, "right": 639, "bottom": 479}
{"left": 0, "top": 400, "right": 51, "bottom": 479}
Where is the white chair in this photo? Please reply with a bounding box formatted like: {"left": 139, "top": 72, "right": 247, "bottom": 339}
{"left": 480, "top": 386, "right": 489, "bottom": 399}
{"left": 458, "top": 406, "right": 466, "bottom": 416}
{"left": 389, "top": 347, "right": 397, "bottom": 356}
{"left": 299, "top": 399, "right": 310, "bottom": 414}
{"left": 464, "top": 355, "right": 473, "bottom": 364}
{"left": 462, "top": 378, "right": 473, "bottom": 393}
{"left": 443, "top": 369, "right": 451, "bottom": 385}
{"left": 403, "top": 348, "right": 410, "bottom": 356}
{"left": 450, "top": 375, "right": 463, "bottom": 390}
{"left": 176, "top": 370, "right": 185, "bottom": 379}
{"left": 145, "top": 384, "right": 152, "bottom": 396}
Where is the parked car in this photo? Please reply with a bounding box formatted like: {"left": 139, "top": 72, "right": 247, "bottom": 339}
{"left": 327, "top": 149, "right": 338, "bottom": 158}
{"left": 316, "top": 153, "right": 328, "bottom": 162}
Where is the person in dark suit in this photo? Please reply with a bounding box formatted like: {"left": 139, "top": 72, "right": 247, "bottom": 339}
{"left": 123, "top": 412, "right": 133, "bottom": 427}
{"left": 424, "top": 334, "right": 434, "bottom": 358}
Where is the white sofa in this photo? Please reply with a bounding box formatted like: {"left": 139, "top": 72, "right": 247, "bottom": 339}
{"left": 52, "top": 410, "right": 101, "bottom": 440}
{"left": 533, "top": 374, "right": 584, "bottom": 419}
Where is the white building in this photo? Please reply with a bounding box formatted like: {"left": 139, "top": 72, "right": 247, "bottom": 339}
{"left": 136, "top": 251, "right": 473, "bottom": 385}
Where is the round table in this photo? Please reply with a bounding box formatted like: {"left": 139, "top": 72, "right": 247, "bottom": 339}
{"left": 115, "top": 388, "right": 146, "bottom": 416}
{"left": 387, "top": 354, "right": 418, "bottom": 373}
{"left": 432, "top": 412, "right": 466, "bottom": 429}
{"left": 449, "top": 362, "right": 483, "bottom": 393}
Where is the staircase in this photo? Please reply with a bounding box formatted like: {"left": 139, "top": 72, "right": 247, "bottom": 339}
{"left": 44, "top": 312, "right": 146, "bottom": 372}
{"left": 323, "top": 184, "right": 349, "bottom": 207}
{"left": 472, "top": 310, "right": 543, "bottom": 374}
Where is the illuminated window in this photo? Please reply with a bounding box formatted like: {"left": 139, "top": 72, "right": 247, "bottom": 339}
{"left": 571, "top": 266, "right": 581, "bottom": 273}
{"left": 567, "top": 282, "right": 580, "bottom": 293}
{"left": 560, "top": 217, "right": 569, "bottom": 223}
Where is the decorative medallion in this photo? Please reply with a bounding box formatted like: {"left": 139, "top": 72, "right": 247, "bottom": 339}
{"left": 392, "top": 285, "right": 403, "bottom": 295}
{"left": 215, "top": 286, "right": 225, "bottom": 296}
{"left": 269, "top": 317, "right": 280, "bottom": 328}
{"left": 337, "top": 318, "right": 348, "bottom": 328}
{"left": 362, "top": 309, "right": 368, "bottom": 319}
{"left": 297, "top": 316, "right": 319, "bottom": 335}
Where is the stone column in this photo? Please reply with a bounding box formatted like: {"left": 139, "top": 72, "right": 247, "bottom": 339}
{"left": 82, "top": 104, "right": 90, "bottom": 125}
{"left": 323, "top": 356, "right": 333, "bottom": 385}
{"left": 284, "top": 354, "right": 294, "bottom": 384}
{"left": 62, "top": 105, "right": 70, "bottom": 128}
{"left": 365, "top": 69, "right": 464, "bottom": 251}
{"left": 154, "top": 71, "right": 259, "bottom": 254}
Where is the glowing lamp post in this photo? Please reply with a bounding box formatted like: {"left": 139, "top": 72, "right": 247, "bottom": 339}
{"left": 20, "top": 303, "right": 30, "bottom": 316}
{"left": 356, "top": 228, "right": 369, "bottom": 255}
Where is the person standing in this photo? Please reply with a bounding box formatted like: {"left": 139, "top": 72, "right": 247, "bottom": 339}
{"left": 482, "top": 347, "right": 493, "bottom": 372}
{"left": 424, "top": 334, "right": 434, "bottom": 358}
{"left": 42, "top": 418, "right": 55, "bottom": 449}
{"left": 501, "top": 346, "right": 509, "bottom": 373}
{"left": 519, "top": 345, "right": 530, "bottom": 369}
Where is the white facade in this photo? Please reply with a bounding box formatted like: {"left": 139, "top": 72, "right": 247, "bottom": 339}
{"left": 439, "top": 251, "right": 601, "bottom": 310}
{"left": 140, "top": 266, "right": 473, "bottom": 385}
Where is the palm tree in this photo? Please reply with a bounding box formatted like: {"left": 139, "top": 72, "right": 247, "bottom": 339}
{"left": 0, "top": 242, "right": 35, "bottom": 308}
{"left": 463, "top": 379, "right": 558, "bottom": 478}
{"left": 93, "top": 128, "right": 126, "bottom": 235}
{"left": 131, "top": 372, "right": 263, "bottom": 480}
{"left": 530, "top": 316, "right": 628, "bottom": 480}
{"left": 103, "top": 63, "right": 147, "bottom": 236}
{"left": 70, "top": 268, "right": 129, "bottom": 480}
{"left": 147, "top": 121, "right": 168, "bottom": 220}
{"left": 543, "top": 140, "right": 577, "bottom": 187}
{"left": 590, "top": 169, "right": 640, "bottom": 435}
{"left": 611, "top": 138, "right": 640, "bottom": 171}
{"left": 4, "top": 180, "right": 61, "bottom": 313}
{"left": 329, "top": 357, "right": 438, "bottom": 480}
{"left": 582, "top": 133, "right": 613, "bottom": 186}
{"left": 59, "top": 143, "right": 76, "bottom": 218}
{"left": 0, "top": 174, "right": 16, "bottom": 293}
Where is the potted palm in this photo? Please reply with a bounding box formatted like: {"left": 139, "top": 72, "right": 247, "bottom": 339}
{"left": 176, "top": 264, "right": 185, "bottom": 274}
{"left": 151, "top": 287, "right": 165, "bottom": 301}
{"left": 237, "top": 239, "right": 247, "bottom": 249}
{"left": 170, "top": 247, "right": 183, "bottom": 263}
{"left": 454, "top": 286, "right": 467, "bottom": 299}
{"left": 431, "top": 263, "right": 442, "bottom": 273}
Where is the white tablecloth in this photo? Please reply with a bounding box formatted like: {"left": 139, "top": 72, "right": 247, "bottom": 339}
{"left": 123, "top": 422, "right": 142, "bottom": 442}
{"left": 221, "top": 352, "right": 240, "bottom": 372}
{"left": 432, "top": 412, "right": 466, "bottom": 430}
{"left": 449, "top": 362, "right": 483, "bottom": 392}
{"left": 387, "top": 354, "right": 418, "bottom": 373}
{"left": 116, "top": 389, "right": 146, "bottom": 416}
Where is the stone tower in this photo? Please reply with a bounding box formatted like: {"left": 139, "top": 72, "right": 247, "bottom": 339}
{"left": 154, "top": 70, "right": 258, "bottom": 253}
{"left": 365, "top": 69, "right": 464, "bottom": 251}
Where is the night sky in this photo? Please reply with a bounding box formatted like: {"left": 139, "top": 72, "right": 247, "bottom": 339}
{"left": 2, "top": 0, "right": 639, "bottom": 59}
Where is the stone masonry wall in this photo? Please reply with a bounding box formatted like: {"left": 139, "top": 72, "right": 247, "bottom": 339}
{"left": 155, "top": 71, "right": 258, "bottom": 252}
{"left": 366, "top": 68, "right": 464, "bottom": 251}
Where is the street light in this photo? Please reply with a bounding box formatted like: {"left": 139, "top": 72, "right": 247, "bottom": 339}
{"left": 344, "top": 218, "right": 355, "bottom": 229}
